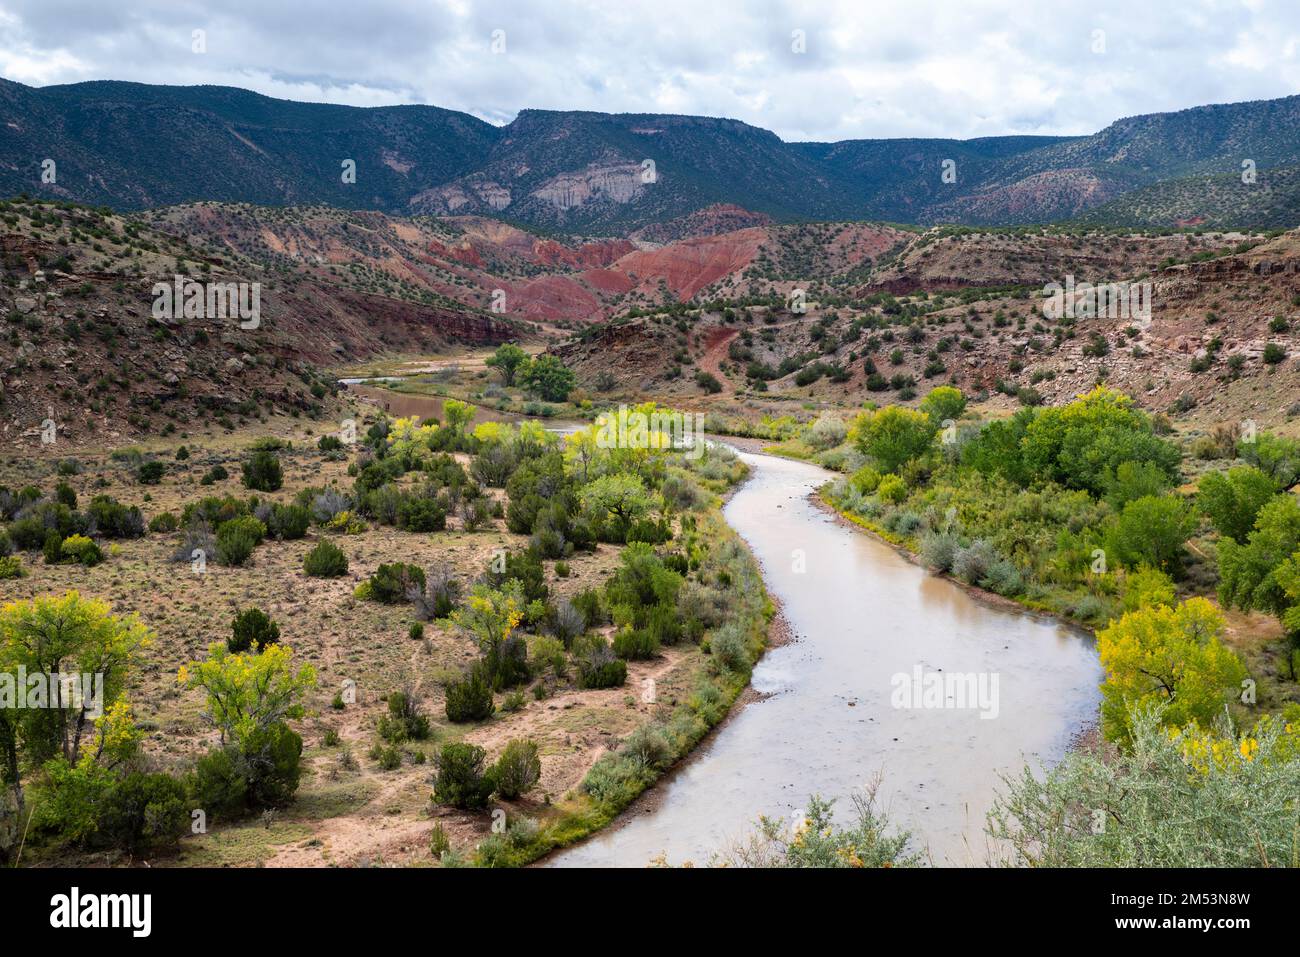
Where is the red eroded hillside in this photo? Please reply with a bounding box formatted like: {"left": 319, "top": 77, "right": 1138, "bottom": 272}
{"left": 611, "top": 227, "right": 768, "bottom": 301}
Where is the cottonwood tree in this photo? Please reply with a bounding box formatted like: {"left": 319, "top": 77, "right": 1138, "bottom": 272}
{"left": 485, "top": 343, "right": 528, "bottom": 386}
{"left": 1096, "top": 597, "right": 1246, "bottom": 747}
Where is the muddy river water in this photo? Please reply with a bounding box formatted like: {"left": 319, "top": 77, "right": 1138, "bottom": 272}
{"left": 551, "top": 448, "right": 1101, "bottom": 866}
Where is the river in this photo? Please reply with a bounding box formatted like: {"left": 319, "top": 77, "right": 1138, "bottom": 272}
{"left": 550, "top": 448, "right": 1101, "bottom": 867}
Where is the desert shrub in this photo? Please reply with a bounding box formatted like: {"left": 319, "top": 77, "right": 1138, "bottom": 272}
{"left": 613, "top": 627, "right": 659, "bottom": 660}
{"left": 397, "top": 495, "right": 446, "bottom": 532}
{"left": 238, "top": 722, "right": 304, "bottom": 808}
{"left": 148, "top": 511, "right": 180, "bottom": 533}
{"left": 43, "top": 531, "right": 63, "bottom": 565}
{"left": 461, "top": 496, "right": 495, "bottom": 531}
{"left": 137, "top": 460, "right": 165, "bottom": 485}
{"left": 96, "top": 771, "right": 189, "bottom": 854}
{"left": 200, "top": 465, "right": 229, "bottom": 485}
{"left": 55, "top": 482, "right": 77, "bottom": 509}
{"left": 877, "top": 474, "right": 907, "bottom": 504}
{"left": 981, "top": 558, "right": 1024, "bottom": 596}
{"left": 574, "top": 635, "right": 627, "bottom": 689}
{"left": 619, "top": 723, "right": 673, "bottom": 772}
{"left": 952, "top": 539, "right": 1000, "bottom": 586}
{"left": 707, "top": 621, "right": 751, "bottom": 673}
{"left": 366, "top": 562, "right": 426, "bottom": 603}
{"left": 411, "top": 563, "right": 460, "bottom": 619}
{"left": 571, "top": 588, "right": 606, "bottom": 628}
{"left": 444, "top": 662, "right": 496, "bottom": 722}
{"left": 0, "top": 556, "right": 24, "bottom": 579}
{"left": 919, "top": 530, "right": 960, "bottom": 572}
{"left": 408, "top": 621, "right": 424, "bottom": 641}
{"left": 486, "top": 547, "right": 549, "bottom": 604}
{"left": 547, "top": 598, "right": 586, "bottom": 647}
{"left": 57, "top": 534, "right": 103, "bottom": 566}
{"left": 492, "top": 739, "right": 541, "bottom": 800}
{"left": 229, "top": 607, "right": 280, "bottom": 653}
{"left": 849, "top": 465, "right": 882, "bottom": 494}
{"left": 86, "top": 495, "right": 144, "bottom": 539}
{"left": 7, "top": 518, "right": 46, "bottom": 551}
{"left": 433, "top": 742, "right": 495, "bottom": 809}
{"left": 215, "top": 516, "right": 266, "bottom": 566}
{"left": 189, "top": 746, "right": 250, "bottom": 822}
{"left": 310, "top": 487, "right": 352, "bottom": 523}
{"left": 242, "top": 450, "right": 283, "bottom": 492}
{"left": 378, "top": 689, "right": 431, "bottom": 743}
{"left": 269, "top": 503, "right": 311, "bottom": 540}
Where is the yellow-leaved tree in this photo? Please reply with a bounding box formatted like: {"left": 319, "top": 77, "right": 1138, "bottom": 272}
{"left": 1097, "top": 596, "right": 1247, "bottom": 748}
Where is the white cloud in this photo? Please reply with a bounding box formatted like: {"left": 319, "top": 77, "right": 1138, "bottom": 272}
{"left": 0, "top": 0, "right": 1297, "bottom": 140}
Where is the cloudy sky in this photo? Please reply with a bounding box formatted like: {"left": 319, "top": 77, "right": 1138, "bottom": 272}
{"left": 2, "top": 0, "right": 1298, "bottom": 142}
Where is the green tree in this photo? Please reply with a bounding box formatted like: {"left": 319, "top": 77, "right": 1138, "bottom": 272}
{"left": 179, "top": 642, "right": 316, "bottom": 746}
{"left": 520, "top": 355, "right": 576, "bottom": 402}
{"left": 1096, "top": 597, "right": 1247, "bottom": 747}
{"left": 485, "top": 343, "right": 528, "bottom": 386}
{"left": 1217, "top": 494, "right": 1300, "bottom": 620}
{"left": 0, "top": 592, "right": 147, "bottom": 789}
{"left": 1197, "top": 466, "right": 1278, "bottom": 543}
{"left": 919, "top": 385, "right": 965, "bottom": 426}
{"left": 442, "top": 398, "right": 474, "bottom": 434}
{"left": 1019, "top": 386, "right": 1180, "bottom": 496}
{"left": 1106, "top": 495, "right": 1196, "bottom": 576}
{"left": 579, "top": 474, "right": 657, "bottom": 527}
{"left": 850, "top": 405, "right": 937, "bottom": 474}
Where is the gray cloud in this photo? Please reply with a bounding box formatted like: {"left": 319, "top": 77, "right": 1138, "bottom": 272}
{"left": 1, "top": 0, "right": 1298, "bottom": 141}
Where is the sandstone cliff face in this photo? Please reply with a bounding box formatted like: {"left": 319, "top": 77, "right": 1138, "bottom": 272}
{"left": 531, "top": 163, "right": 648, "bottom": 210}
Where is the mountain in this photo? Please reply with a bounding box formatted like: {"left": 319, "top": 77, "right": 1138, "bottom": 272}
{"left": 4, "top": 77, "right": 1299, "bottom": 232}
{"left": 1, "top": 79, "right": 499, "bottom": 212}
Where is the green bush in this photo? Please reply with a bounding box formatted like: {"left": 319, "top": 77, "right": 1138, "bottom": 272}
{"left": 366, "top": 562, "right": 426, "bottom": 603}
{"left": 100, "top": 771, "right": 189, "bottom": 853}
{"left": 229, "top": 607, "right": 280, "bottom": 653}
{"left": 58, "top": 534, "right": 103, "bottom": 566}
{"left": 215, "top": 516, "right": 265, "bottom": 566}
{"left": 0, "top": 556, "right": 24, "bottom": 579}
{"left": 148, "top": 511, "right": 180, "bottom": 533}
{"left": 269, "top": 503, "right": 311, "bottom": 540}
{"left": 137, "top": 460, "right": 165, "bottom": 485}
{"left": 444, "top": 662, "right": 496, "bottom": 722}
{"left": 188, "top": 745, "right": 249, "bottom": 822}
{"left": 397, "top": 496, "right": 446, "bottom": 532}
{"left": 612, "top": 627, "right": 659, "bottom": 660}
{"left": 239, "top": 722, "right": 304, "bottom": 808}
{"left": 574, "top": 635, "right": 627, "bottom": 689}
{"left": 303, "top": 538, "right": 348, "bottom": 577}
{"left": 433, "top": 742, "right": 495, "bottom": 809}
{"left": 242, "top": 450, "right": 283, "bottom": 492}
{"left": 492, "top": 739, "right": 542, "bottom": 800}
{"left": 377, "top": 690, "right": 431, "bottom": 743}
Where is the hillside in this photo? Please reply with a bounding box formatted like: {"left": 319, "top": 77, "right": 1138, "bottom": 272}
{"left": 0, "top": 199, "right": 518, "bottom": 446}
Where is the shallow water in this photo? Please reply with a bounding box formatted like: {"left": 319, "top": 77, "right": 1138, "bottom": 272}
{"left": 550, "top": 449, "right": 1101, "bottom": 867}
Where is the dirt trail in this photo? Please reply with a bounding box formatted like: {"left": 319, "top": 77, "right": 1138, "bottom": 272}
{"left": 697, "top": 327, "right": 739, "bottom": 395}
